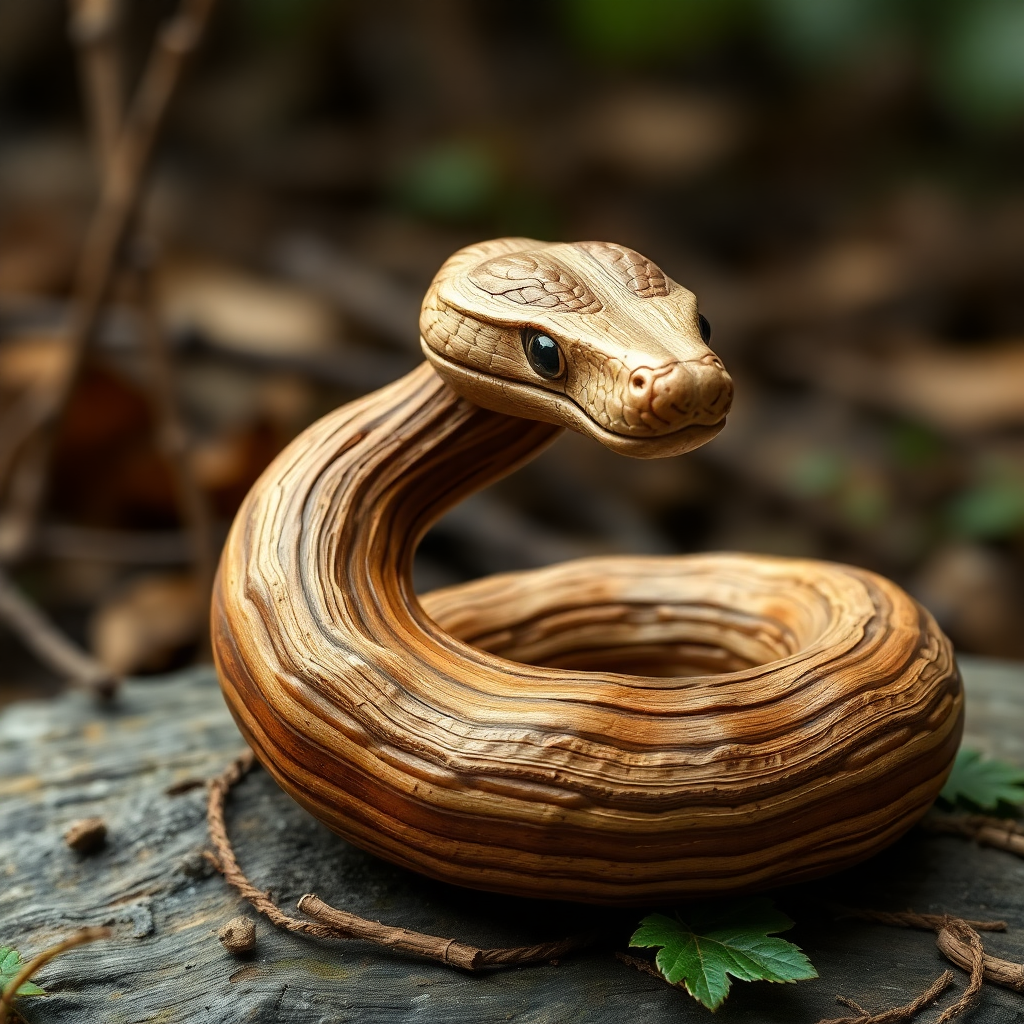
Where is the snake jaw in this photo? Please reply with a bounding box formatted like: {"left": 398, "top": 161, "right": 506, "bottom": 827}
{"left": 420, "top": 337, "right": 727, "bottom": 458}
{"left": 566, "top": 344, "right": 733, "bottom": 440}
{"left": 420, "top": 237, "right": 733, "bottom": 458}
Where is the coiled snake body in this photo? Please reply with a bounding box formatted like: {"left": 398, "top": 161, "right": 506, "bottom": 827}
{"left": 213, "top": 238, "right": 962, "bottom": 905}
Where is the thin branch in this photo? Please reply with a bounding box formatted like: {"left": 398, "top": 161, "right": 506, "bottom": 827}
{"left": 69, "top": 0, "right": 216, "bottom": 644}
{"left": 297, "top": 893, "right": 594, "bottom": 970}
{"left": 937, "top": 921, "right": 1024, "bottom": 994}
{"left": 934, "top": 919, "right": 985, "bottom": 1024}
{"left": 0, "top": 0, "right": 218, "bottom": 560}
{"left": 68, "top": 0, "right": 124, "bottom": 172}
{"left": 0, "top": 565, "right": 117, "bottom": 696}
{"left": 615, "top": 951, "right": 672, "bottom": 982}
{"left": 128, "top": 248, "right": 216, "bottom": 642}
{"left": 206, "top": 753, "right": 601, "bottom": 971}
{"left": 832, "top": 906, "right": 1024, "bottom": 1014}
{"left": 922, "top": 813, "right": 1024, "bottom": 858}
{"left": 204, "top": 751, "right": 338, "bottom": 941}
{"left": 816, "top": 971, "right": 954, "bottom": 1024}
{"left": 833, "top": 907, "right": 1007, "bottom": 932}
{"left": 0, "top": 927, "right": 110, "bottom": 1024}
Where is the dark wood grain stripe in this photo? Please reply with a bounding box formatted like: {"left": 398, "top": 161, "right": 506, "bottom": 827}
{"left": 213, "top": 361, "right": 962, "bottom": 904}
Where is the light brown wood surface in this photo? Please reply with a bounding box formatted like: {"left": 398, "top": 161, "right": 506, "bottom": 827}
{"left": 212, "top": 239, "right": 961, "bottom": 904}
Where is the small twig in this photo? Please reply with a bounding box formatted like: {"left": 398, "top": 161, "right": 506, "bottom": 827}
{"left": 615, "top": 951, "right": 671, "bottom": 983}
{"left": 0, "top": 0, "right": 218, "bottom": 560}
{"left": 72, "top": 0, "right": 216, "bottom": 639}
{"left": 615, "top": 937, "right": 958, "bottom": 1024}
{"left": 68, "top": 0, "right": 124, "bottom": 172}
{"left": 817, "top": 971, "right": 954, "bottom": 1024}
{"left": 206, "top": 752, "right": 601, "bottom": 971}
{"left": 922, "top": 813, "right": 1024, "bottom": 858}
{"left": 0, "top": 434, "right": 54, "bottom": 562}
{"left": 834, "top": 907, "right": 1007, "bottom": 932}
{"left": 204, "top": 751, "right": 337, "bottom": 941}
{"left": 934, "top": 919, "right": 985, "bottom": 1023}
{"left": 128, "top": 247, "right": 215, "bottom": 644}
{"left": 835, "top": 993, "right": 871, "bottom": 1016}
{"left": 832, "top": 906, "right": 1024, "bottom": 1019}
{"left": 937, "top": 921, "right": 1024, "bottom": 994}
{"left": 297, "top": 893, "right": 594, "bottom": 970}
{"left": 0, "top": 927, "right": 110, "bottom": 1024}
{"left": 0, "top": 565, "right": 117, "bottom": 696}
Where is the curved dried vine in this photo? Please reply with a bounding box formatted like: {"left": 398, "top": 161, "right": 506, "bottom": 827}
{"left": 206, "top": 753, "right": 602, "bottom": 971}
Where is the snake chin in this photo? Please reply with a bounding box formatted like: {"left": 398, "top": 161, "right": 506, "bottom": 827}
{"left": 421, "top": 339, "right": 726, "bottom": 459}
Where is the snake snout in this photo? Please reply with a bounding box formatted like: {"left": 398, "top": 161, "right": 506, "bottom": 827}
{"left": 616, "top": 355, "right": 732, "bottom": 436}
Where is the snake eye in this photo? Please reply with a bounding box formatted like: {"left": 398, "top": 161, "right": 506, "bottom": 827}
{"left": 523, "top": 331, "right": 565, "bottom": 380}
{"left": 698, "top": 313, "right": 712, "bottom": 344}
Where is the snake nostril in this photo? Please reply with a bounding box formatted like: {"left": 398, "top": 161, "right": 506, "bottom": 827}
{"left": 700, "top": 353, "right": 724, "bottom": 370}
{"left": 631, "top": 374, "right": 647, "bottom": 391}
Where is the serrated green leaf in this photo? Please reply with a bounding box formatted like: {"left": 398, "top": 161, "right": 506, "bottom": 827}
{"left": 0, "top": 948, "right": 18, "bottom": 976}
{"left": 629, "top": 898, "right": 817, "bottom": 1011}
{"left": 940, "top": 749, "right": 1024, "bottom": 811}
{"left": 0, "top": 944, "right": 47, "bottom": 997}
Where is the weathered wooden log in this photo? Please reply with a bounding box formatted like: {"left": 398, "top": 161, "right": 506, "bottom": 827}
{"left": 212, "top": 239, "right": 961, "bottom": 904}
{"left": 0, "top": 657, "right": 1020, "bottom": 1022}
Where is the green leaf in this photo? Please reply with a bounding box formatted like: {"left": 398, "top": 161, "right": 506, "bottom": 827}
{"left": 946, "top": 477, "right": 1024, "bottom": 539}
{"left": 629, "top": 898, "right": 817, "bottom": 1011}
{"left": 786, "top": 450, "right": 846, "bottom": 498}
{"left": 0, "top": 945, "right": 46, "bottom": 997}
{"left": 395, "top": 141, "right": 499, "bottom": 222}
{"left": 940, "top": 748, "right": 1024, "bottom": 811}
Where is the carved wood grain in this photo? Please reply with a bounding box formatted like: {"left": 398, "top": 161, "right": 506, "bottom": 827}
{"left": 212, "top": 358, "right": 962, "bottom": 904}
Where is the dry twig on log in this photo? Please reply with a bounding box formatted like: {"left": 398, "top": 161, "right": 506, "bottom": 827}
{"left": 834, "top": 907, "right": 1007, "bottom": 933}
{"left": 921, "top": 813, "right": 1024, "bottom": 858}
{"left": 937, "top": 923, "right": 1024, "bottom": 994}
{"left": 829, "top": 905, "right": 1024, "bottom": 1020}
{"left": 817, "top": 970, "right": 954, "bottom": 1024}
{"left": 205, "top": 752, "right": 600, "bottom": 971}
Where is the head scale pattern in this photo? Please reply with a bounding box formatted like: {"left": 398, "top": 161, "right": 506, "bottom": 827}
{"left": 420, "top": 237, "right": 732, "bottom": 459}
{"left": 468, "top": 253, "right": 603, "bottom": 313}
{"left": 574, "top": 240, "right": 670, "bottom": 298}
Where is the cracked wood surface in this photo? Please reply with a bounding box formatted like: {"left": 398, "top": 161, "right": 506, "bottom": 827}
{"left": 1, "top": 656, "right": 1022, "bottom": 1023}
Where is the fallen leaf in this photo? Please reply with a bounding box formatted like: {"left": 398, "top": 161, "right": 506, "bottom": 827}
{"left": 629, "top": 898, "right": 817, "bottom": 1011}
{"left": 0, "top": 945, "right": 46, "bottom": 998}
{"left": 940, "top": 749, "right": 1024, "bottom": 811}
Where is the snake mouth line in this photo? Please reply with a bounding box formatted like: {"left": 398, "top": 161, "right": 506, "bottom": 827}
{"left": 421, "top": 342, "right": 727, "bottom": 459}
{"left": 567, "top": 403, "right": 726, "bottom": 458}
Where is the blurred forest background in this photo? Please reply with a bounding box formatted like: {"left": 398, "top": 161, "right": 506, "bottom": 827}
{"left": 1, "top": 0, "right": 1023, "bottom": 703}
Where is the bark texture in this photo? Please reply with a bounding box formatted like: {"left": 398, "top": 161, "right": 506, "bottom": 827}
{"left": 0, "top": 658, "right": 1021, "bottom": 1022}
{"left": 213, "top": 360, "right": 961, "bottom": 902}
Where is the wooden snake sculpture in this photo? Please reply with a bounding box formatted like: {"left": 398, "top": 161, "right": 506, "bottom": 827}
{"left": 212, "top": 238, "right": 962, "bottom": 905}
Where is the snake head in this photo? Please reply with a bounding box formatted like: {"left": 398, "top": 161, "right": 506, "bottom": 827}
{"left": 420, "top": 238, "right": 733, "bottom": 458}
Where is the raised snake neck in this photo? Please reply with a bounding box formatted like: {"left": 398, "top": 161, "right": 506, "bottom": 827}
{"left": 212, "top": 241, "right": 961, "bottom": 905}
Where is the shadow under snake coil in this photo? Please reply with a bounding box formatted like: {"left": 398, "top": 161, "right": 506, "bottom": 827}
{"left": 212, "top": 238, "right": 962, "bottom": 905}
